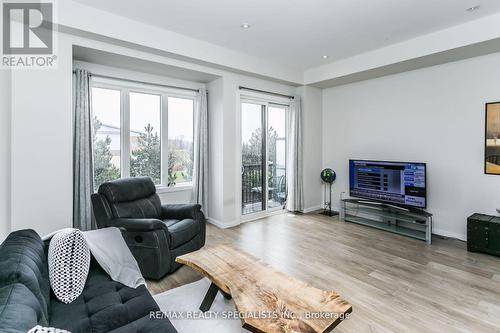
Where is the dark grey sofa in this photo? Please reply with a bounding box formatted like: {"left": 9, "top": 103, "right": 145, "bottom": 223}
{"left": 91, "top": 177, "right": 206, "bottom": 279}
{"left": 0, "top": 229, "right": 176, "bottom": 333}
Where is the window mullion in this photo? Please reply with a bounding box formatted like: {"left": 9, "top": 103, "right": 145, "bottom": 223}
{"left": 121, "top": 88, "right": 131, "bottom": 178}
{"left": 162, "top": 94, "right": 169, "bottom": 186}
{"left": 264, "top": 102, "right": 269, "bottom": 211}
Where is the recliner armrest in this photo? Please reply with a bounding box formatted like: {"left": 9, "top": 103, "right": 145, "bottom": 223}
{"left": 112, "top": 218, "right": 166, "bottom": 232}
{"left": 161, "top": 204, "right": 202, "bottom": 220}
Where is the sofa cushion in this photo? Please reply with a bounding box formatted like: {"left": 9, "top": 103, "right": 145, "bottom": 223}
{"left": 98, "top": 177, "right": 157, "bottom": 203}
{"left": 49, "top": 260, "right": 177, "bottom": 333}
{"left": 0, "top": 229, "right": 50, "bottom": 326}
{"left": 163, "top": 219, "right": 200, "bottom": 249}
{"left": 0, "top": 283, "right": 44, "bottom": 333}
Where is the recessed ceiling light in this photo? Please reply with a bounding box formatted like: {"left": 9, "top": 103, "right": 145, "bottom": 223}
{"left": 241, "top": 23, "right": 251, "bottom": 29}
{"left": 466, "top": 5, "right": 480, "bottom": 12}
{"left": 322, "top": 55, "right": 329, "bottom": 59}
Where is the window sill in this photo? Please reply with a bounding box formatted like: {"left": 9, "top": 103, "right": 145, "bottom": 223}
{"left": 156, "top": 184, "right": 192, "bottom": 194}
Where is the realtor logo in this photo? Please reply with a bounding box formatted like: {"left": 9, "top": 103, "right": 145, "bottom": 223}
{"left": 1, "top": 1, "right": 56, "bottom": 68}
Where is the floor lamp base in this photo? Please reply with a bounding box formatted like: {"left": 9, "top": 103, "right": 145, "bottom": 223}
{"left": 319, "top": 210, "right": 339, "bottom": 217}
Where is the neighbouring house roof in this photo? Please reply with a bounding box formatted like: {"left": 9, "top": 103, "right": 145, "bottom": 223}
{"left": 98, "top": 123, "right": 143, "bottom": 136}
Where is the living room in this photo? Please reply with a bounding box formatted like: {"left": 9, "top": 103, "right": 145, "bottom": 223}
{"left": 1, "top": 1, "right": 500, "bottom": 332}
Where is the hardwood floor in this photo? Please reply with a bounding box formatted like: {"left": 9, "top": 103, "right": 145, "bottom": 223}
{"left": 148, "top": 212, "right": 500, "bottom": 332}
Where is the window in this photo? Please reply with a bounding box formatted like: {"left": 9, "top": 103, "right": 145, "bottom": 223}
{"left": 168, "top": 97, "right": 194, "bottom": 185}
{"left": 91, "top": 87, "right": 121, "bottom": 190}
{"left": 91, "top": 79, "right": 195, "bottom": 190}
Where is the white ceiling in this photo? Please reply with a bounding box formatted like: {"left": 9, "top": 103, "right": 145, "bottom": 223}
{"left": 72, "top": 0, "right": 500, "bottom": 71}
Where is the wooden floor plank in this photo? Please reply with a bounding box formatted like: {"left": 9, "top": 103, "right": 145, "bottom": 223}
{"left": 148, "top": 212, "right": 500, "bottom": 332}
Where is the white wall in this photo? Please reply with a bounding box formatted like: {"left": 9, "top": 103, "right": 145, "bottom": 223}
{"left": 323, "top": 52, "right": 500, "bottom": 240}
{"left": 0, "top": 69, "right": 11, "bottom": 241}
{"left": 10, "top": 34, "right": 74, "bottom": 236}
{"left": 297, "top": 86, "right": 324, "bottom": 212}
{"left": 207, "top": 78, "right": 224, "bottom": 223}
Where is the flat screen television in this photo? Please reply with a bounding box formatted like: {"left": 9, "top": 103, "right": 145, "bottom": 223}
{"left": 349, "top": 160, "right": 427, "bottom": 209}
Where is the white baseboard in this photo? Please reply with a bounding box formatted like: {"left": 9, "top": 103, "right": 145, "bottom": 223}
{"left": 206, "top": 217, "right": 240, "bottom": 229}
{"left": 432, "top": 228, "right": 466, "bottom": 241}
{"left": 209, "top": 210, "right": 287, "bottom": 228}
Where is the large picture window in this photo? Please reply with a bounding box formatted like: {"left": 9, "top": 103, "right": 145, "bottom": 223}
{"left": 91, "top": 79, "right": 195, "bottom": 190}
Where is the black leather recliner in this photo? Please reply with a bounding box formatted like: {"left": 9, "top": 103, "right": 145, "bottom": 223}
{"left": 91, "top": 177, "right": 206, "bottom": 279}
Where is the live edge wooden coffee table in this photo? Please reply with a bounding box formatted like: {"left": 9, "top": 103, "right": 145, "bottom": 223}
{"left": 176, "top": 245, "right": 352, "bottom": 333}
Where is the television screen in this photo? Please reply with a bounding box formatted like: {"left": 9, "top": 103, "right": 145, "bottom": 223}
{"left": 349, "top": 160, "right": 427, "bottom": 209}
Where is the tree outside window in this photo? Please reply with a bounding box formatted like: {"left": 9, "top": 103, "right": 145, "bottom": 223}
{"left": 130, "top": 124, "right": 161, "bottom": 184}
{"left": 92, "top": 117, "right": 120, "bottom": 190}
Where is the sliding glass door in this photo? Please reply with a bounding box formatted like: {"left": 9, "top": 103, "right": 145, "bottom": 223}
{"left": 241, "top": 101, "right": 287, "bottom": 216}
{"left": 241, "top": 102, "right": 265, "bottom": 215}
{"left": 267, "top": 105, "right": 287, "bottom": 210}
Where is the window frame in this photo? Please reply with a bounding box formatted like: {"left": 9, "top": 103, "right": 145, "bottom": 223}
{"left": 90, "top": 77, "right": 196, "bottom": 190}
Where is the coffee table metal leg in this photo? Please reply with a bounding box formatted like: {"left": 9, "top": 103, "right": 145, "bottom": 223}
{"left": 221, "top": 291, "right": 232, "bottom": 300}
{"left": 200, "top": 282, "right": 219, "bottom": 312}
{"left": 200, "top": 282, "right": 232, "bottom": 312}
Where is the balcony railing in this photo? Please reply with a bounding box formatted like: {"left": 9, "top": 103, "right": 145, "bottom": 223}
{"left": 242, "top": 163, "right": 286, "bottom": 215}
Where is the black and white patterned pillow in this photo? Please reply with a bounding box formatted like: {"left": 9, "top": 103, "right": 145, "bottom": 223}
{"left": 48, "top": 228, "right": 90, "bottom": 304}
{"left": 28, "top": 325, "right": 71, "bottom": 333}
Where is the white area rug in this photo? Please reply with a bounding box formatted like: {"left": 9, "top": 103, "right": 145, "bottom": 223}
{"left": 153, "top": 278, "right": 247, "bottom": 333}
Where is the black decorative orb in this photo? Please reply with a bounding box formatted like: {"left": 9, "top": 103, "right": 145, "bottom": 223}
{"left": 321, "top": 168, "right": 336, "bottom": 184}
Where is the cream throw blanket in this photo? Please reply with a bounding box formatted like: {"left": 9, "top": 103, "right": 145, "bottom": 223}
{"left": 83, "top": 227, "right": 146, "bottom": 288}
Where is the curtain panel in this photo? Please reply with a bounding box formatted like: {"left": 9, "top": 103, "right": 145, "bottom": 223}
{"left": 73, "top": 69, "right": 94, "bottom": 231}
{"left": 192, "top": 89, "right": 208, "bottom": 212}
{"left": 286, "top": 95, "right": 304, "bottom": 212}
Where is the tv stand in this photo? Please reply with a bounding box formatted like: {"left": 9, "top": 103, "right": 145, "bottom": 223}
{"left": 340, "top": 198, "right": 433, "bottom": 244}
{"left": 357, "top": 200, "right": 410, "bottom": 212}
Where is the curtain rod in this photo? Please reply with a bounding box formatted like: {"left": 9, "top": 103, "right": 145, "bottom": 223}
{"left": 239, "top": 86, "right": 294, "bottom": 99}
{"left": 72, "top": 70, "right": 202, "bottom": 93}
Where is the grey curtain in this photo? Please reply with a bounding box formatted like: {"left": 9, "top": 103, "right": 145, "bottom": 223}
{"left": 192, "top": 88, "right": 208, "bottom": 212}
{"left": 286, "top": 95, "right": 304, "bottom": 212}
{"left": 73, "top": 69, "right": 94, "bottom": 231}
